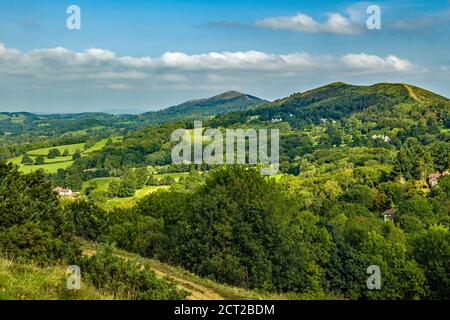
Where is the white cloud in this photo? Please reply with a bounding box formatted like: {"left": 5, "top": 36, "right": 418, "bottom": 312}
{"left": 342, "top": 54, "right": 414, "bottom": 72}
{"left": 255, "top": 12, "right": 362, "bottom": 35}
{"left": 0, "top": 42, "right": 419, "bottom": 91}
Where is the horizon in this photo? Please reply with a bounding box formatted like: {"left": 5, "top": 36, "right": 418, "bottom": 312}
{"left": 2, "top": 80, "right": 448, "bottom": 115}
{"left": 1, "top": 0, "right": 449, "bottom": 112}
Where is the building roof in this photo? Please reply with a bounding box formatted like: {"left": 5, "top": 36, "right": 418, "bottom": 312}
{"left": 428, "top": 173, "right": 442, "bottom": 180}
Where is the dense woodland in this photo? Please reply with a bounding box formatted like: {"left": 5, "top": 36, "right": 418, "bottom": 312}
{"left": 1, "top": 82, "right": 449, "bottom": 300}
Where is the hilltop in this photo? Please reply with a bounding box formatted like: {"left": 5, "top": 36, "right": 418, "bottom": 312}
{"left": 141, "top": 90, "right": 268, "bottom": 123}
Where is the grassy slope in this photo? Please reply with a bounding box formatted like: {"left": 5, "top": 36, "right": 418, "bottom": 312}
{"left": 1, "top": 241, "right": 337, "bottom": 301}
{"left": 0, "top": 257, "right": 113, "bottom": 300}
{"left": 80, "top": 242, "right": 338, "bottom": 300}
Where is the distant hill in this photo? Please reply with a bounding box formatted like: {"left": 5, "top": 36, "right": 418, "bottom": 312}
{"left": 141, "top": 91, "right": 268, "bottom": 123}
{"left": 0, "top": 91, "right": 267, "bottom": 138}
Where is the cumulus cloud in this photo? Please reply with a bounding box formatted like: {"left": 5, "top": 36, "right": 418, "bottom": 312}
{"left": 342, "top": 54, "right": 414, "bottom": 72}
{"left": 254, "top": 12, "right": 363, "bottom": 35}
{"left": 0, "top": 42, "right": 419, "bottom": 91}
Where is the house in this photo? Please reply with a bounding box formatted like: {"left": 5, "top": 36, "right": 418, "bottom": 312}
{"left": 54, "top": 186, "right": 78, "bottom": 197}
{"left": 271, "top": 118, "right": 282, "bottom": 123}
{"left": 428, "top": 173, "right": 441, "bottom": 187}
{"left": 427, "top": 171, "right": 448, "bottom": 187}
{"left": 382, "top": 208, "right": 397, "bottom": 222}
{"left": 372, "top": 134, "right": 391, "bottom": 143}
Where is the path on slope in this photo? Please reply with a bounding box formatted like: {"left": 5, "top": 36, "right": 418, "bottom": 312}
{"left": 404, "top": 84, "right": 421, "bottom": 102}
{"left": 82, "top": 244, "right": 224, "bottom": 300}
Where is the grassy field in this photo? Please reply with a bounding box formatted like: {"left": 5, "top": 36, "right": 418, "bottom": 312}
{"left": 81, "top": 177, "right": 120, "bottom": 193}
{"left": 7, "top": 137, "right": 122, "bottom": 174}
{"left": 104, "top": 185, "right": 169, "bottom": 210}
{"left": 27, "top": 143, "right": 85, "bottom": 156}
{"left": 17, "top": 161, "right": 75, "bottom": 174}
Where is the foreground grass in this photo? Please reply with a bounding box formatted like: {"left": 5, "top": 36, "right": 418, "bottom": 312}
{"left": 0, "top": 257, "right": 113, "bottom": 300}
{"left": 1, "top": 244, "right": 341, "bottom": 300}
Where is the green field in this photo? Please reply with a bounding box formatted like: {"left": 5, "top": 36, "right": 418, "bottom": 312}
{"left": 7, "top": 137, "right": 122, "bottom": 174}
{"left": 81, "top": 177, "right": 120, "bottom": 193}
{"left": 104, "top": 186, "right": 169, "bottom": 210}
{"left": 27, "top": 143, "right": 85, "bottom": 156}
{"left": 17, "top": 161, "right": 75, "bottom": 174}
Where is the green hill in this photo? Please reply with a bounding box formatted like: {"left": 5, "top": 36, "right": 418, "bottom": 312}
{"left": 214, "top": 82, "right": 449, "bottom": 128}
{"left": 141, "top": 90, "right": 268, "bottom": 123}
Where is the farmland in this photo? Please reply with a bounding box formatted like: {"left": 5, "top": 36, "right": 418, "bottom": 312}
{"left": 7, "top": 137, "right": 122, "bottom": 174}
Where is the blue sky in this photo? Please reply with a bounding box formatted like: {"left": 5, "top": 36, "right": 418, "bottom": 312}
{"left": 0, "top": 0, "right": 449, "bottom": 113}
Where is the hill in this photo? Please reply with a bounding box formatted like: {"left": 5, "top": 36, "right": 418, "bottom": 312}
{"left": 141, "top": 90, "right": 268, "bottom": 123}
{"left": 213, "top": 82, "right": 449, "bottom": 128}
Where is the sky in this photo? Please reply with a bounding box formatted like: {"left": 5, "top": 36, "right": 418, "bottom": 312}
{"left": 0, "top": 0, "right": 449, "bottom": 113}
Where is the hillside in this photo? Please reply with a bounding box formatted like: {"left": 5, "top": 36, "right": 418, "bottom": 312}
{"left": 213, "top": 82, "right": 449, "bottom": 128}
{"left": 141, "top": 90, "right": 268, "bottom": 123}
{"left": 0, "top": 242, "right": 335, "bottom": 300}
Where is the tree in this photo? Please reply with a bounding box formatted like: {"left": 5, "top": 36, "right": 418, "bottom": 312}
{"left": 47, "top": 148, "right": 61, "bottom": 159}
{"left": 410, "top": 224, "right": 450, "bottom": 299}
{"left": 35, "top": 155, "right": 45, "bottom": 165}
{"left": 360, "top": 224, "right": 427, "bottom": 299}
{"left": 85, "top": 181, "right": 98, "bottom": 196}
{"left": 429, "top": 142, "right": 450, "bottom": 172}
{"left": 161, "top": 175, "right": 175, "bottom": 185}
{"left": 394, "top": 138, "right": 432, "bottom": 180}
{"left": 62, "top": 149, "right": 70, "bottom": 156}
{"left": 21, "top": 154, "right": 34, "bottom": 165}
{"left": 151, "top": 166, "right": 332, "bottom": 292}
{"left": 72, "top": 149, "right": 82, "bottom": 160}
